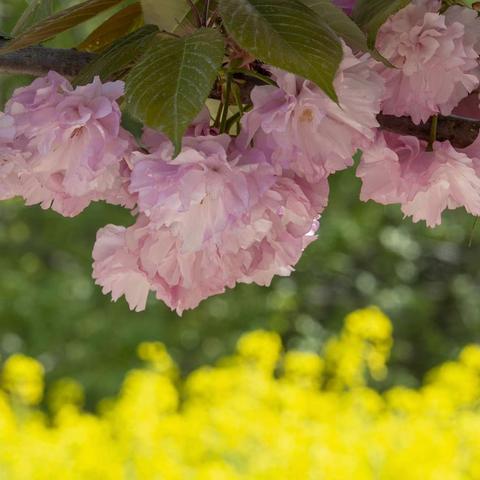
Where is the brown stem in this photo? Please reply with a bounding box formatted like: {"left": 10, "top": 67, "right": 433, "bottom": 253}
{"left": 377, "top": 114, "right": 480, "bottom": 149}
{"left": 0, "top": 38, "right": 95, "bottom": 78}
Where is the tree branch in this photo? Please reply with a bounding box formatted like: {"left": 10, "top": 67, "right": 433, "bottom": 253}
{"left": 377, "top": 114, "right": 480, "bottom": 149}
{"left": 0, "top": 38, "right": 95, "bottom": 78}
{"left": 0, "top": 42, "right": 479, "bottom": 148}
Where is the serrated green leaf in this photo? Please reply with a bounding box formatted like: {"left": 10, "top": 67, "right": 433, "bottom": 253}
{"left": 352, "top": 0, "right": 411, "bottom": 48}
{"left": 125, "top": 28, "right": 225, "bottom": 153}
{"left": 74, "top": 25, "right": 159, "bottom": 86}
{"left": 12, "top": 0, "right": 55, "bottom": 36}
{"left": 219, "top": 0, "right": 342, "bottom": 102}
{"left": 0, "top": 0, "right": 123, "bottom": 54}
{"left": 78, "top": 2, "right": 144, "bottom": 52}
{"left": 300, "top": 0, "right": 368, "bottom": 53}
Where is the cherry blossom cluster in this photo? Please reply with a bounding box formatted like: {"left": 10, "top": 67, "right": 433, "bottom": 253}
{"left": 359, "top": 0, "right": 480, "bottom": 227}
{"left": 0, "top": 0, "right": 479, "bottom": 313}
{"left": 0, "top": 72, "right": 134, "bottom": 216}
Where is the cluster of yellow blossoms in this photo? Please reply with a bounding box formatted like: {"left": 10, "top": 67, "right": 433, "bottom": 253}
{"left": 0, "top": 307, "right": 480, "bottom": 479}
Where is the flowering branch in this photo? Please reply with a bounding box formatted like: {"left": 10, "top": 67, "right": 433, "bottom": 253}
{"left": 0, "top": 41, "right": 479, "bottom": 148}
{"left": 2, "top": 0, "right": 480, "bottom": 315}
{"left": 0, "top": 37, "right": 480, "bottom": 148}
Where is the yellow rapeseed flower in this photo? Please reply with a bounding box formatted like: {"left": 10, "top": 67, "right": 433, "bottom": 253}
{"left": 0, "top": 307, "right": 478, "bottom": 479}
{"left": 1, "top": 353, "right": 44, "bottom": 405}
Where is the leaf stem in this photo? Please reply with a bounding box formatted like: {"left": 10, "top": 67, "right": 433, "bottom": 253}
{"left": 231, "top": 82, "right": 244, "bottom": 115}
{"left": 427, "top": 115, "right": 438, "bottom": 152}
{"left": 220, "top": 73, "right": 232, "bottom": 133}
{"left": 214, "top": 99, "right": 223, "bottom": 129}
{"left": 229, "top": 68, "right": 277, "bottom": 86}
{"left": 186, "top": 0, "right": 202, "bottom": 28}
{"left": 225, "top": 111, "right": 241, "bottom": 133}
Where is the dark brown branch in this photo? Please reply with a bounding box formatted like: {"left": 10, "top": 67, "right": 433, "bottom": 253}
{"left": 0, "top": 41, "right": 479, "bottom": 147}
{"left": 0, "top": 38, "right": 95, "bottom": 78}
{"left": 377, "top": 114, "right": 480, "bottom": 149}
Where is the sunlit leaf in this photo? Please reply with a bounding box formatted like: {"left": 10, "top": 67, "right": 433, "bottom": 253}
{"left": 0, "top": 0, "right": 123, "bottom": 54}
{"left": 78, "top": 2, "right": 144, "bottom": 52}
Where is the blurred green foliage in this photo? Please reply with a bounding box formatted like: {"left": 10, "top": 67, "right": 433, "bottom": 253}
{"left": 0, "top": 0, "right": 479, "bottom": 407}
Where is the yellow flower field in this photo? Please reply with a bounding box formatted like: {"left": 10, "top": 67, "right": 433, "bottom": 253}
{"left": 0, "top": 307, "right": 479, "bottom": 479}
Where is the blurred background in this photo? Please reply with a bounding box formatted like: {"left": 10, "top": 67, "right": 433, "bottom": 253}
{"left": 1, "top": 0, "right": 479, "bottom": 409}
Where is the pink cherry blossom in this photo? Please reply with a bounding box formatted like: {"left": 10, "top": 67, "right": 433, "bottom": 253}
{"left": 221, "top": 174, "right": 326, "bottom": 286}
{"left": 130, "top": 133, "right": 278, "bottom": 252}
{"left": 4, "top": 72, "right": 135, "bottom": 216}
{"left": 375, "top": 0, "right": 480, "bottom": 125}
{"left": 93, "top": 215, "right": 236, "bottom": 313}
{"left": 358, "top": 132, "right": 480, "bottom": 227}
{"left": 93, "top": 176, "right": 324, "bottom": 314}
{"left": 94, "top": 133, "right": 326, "bottom": 314}
{"left": 355, "top": 132, "right": 403, "bottom": 206}
{"left": 92, "top": 220, "right": 152, "bottom": 312}
{"left": 239, "top": 44, "right": 384, "bottom": 181}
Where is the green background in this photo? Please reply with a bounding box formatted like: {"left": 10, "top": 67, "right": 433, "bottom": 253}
{"left": 1, "top": 0, "right": 479, "bottom": 408}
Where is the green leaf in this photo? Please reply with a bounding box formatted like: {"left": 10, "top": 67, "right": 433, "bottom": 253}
{"left": 78, "top": 2, "right": 144, "bottom": 52}
{"left": 74, "top": 25, "right": 159, "bottom": 86}
{"left": 0, "top": 0, "right": 124, "bottom": 54}
{"left": 219, "top": 0, "right": 342, "bottom": 102}
{"left": 12, "top": 0, "right": 55, "bottom": 36}
{"left": 299, "top": 0, "right": 368, "bottom": 53}
{"left": 125, "top": 28, "right": 225, "bottom": 153}
{"left": 141, "top": 0, "right": 206, "bottom": 33}
{"left": 352, "top": 0, "right": 411, "bottom": 48}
